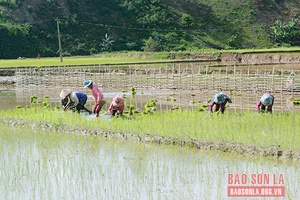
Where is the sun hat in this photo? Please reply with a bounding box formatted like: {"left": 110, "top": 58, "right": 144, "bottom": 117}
{"left": 214, "top": 93, "right": 226, "bottom": 104}
{"left": 83, "top": 80, "right": 92, "bottom": 88}
{"left": 260, "top": 93, "right": 273, "bottom": 106}
{"left": 60, "top": 89, "right": 72, "bottom": 99}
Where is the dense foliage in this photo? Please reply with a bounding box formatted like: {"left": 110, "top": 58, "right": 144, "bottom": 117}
{"left": 271, "top": 18, "right": 300, "bottom": 46}
{"left": 0, "top": 0, "right": 299, "bottom": 58}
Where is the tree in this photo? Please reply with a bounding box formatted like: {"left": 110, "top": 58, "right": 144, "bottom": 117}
{"left": 100, "top": 33, "right": 114, "bottom": 52}
{"left": 271, "top": 18, "right": 300, "bottom": 46}
{"left": 143, "top": 37, "right": 161, "bottom": 52}
{"left": 179, "top": 13, "right": 194, "bottom": 28}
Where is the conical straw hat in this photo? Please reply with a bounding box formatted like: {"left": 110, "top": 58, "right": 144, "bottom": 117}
{"left": 60, "top": 89, "right": 72, "bottom": 99}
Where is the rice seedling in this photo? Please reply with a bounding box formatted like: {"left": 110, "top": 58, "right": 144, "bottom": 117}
{"left": 130, "top": 87, "right": 136, "bottom": 95}
{"left": 30, "top": 95, "right": 38, "bottom": 104}
{"left": 124, "top": 104, "right": 138, "bottom": 116}
{"left": 2, "top": 105, "right": 300, "bottom": 149}
{"left": 171, "top": 105, "right": 180, "bottom": 110}
{"left": 142, "top": 99, "right": 157, "bottom": 115}
{"left": 293, "top": 98, "right": 300, "bottom": 105}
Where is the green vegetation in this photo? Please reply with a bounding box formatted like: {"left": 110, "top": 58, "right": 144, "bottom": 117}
{"left": 271, "top": 18, "right": 300, "bottom": 46}
{"left": 0, "top": 55, "right": 168, "bottom": 68}
{"left": 1, "top": 47, "right": 300, "bottom": 68}
{"left": 0, "top": 0, "right": 299, "bottom": 58}
{"left": 1, "top": 106, "right": 300, "bottom": 149}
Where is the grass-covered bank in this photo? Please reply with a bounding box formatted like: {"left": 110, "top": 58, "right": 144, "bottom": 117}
{"left": 1, "top": 107, "right": 300, "bottom": 161}
{"left": 1, "top": 47, "right": 300, "bottom": 68}
{"left": 0, "top": 51, "right": 217, "bottom": 68}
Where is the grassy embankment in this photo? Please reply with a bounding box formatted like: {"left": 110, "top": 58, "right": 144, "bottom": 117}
{"left": 1, "top": 47, "right": 300, "bottom": 68}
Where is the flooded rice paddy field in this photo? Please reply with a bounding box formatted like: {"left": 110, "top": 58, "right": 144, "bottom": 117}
{"left": 1, "top": 124, "right": 299, "bottom": 199}
{"left": 1, "top": 62, "right": 300, "bottom": 112}
{"left": 1, "top": 85, "right": 300, "bottom": 113}
{"left": 1, "top": 62, "right": 300, "bottom": 199}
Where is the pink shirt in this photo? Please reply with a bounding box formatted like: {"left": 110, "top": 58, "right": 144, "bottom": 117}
{"left": 91, "top": 83, "right": 104, "bottom": 104}
{"left": 108, "top": 95, "right": 124, "bottom": 114}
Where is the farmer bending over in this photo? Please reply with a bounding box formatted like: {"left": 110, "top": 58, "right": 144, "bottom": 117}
{"left": 108, "top": 95, "right": 124, "bottom": 116}
{"left": 210, "top": 93, "right": 232, "bottom": 114}
{"left": 83, "top": 80, "right": 105, "bottom": 117}
{"left": 256, "top": 93, "right": 274, "bottom": 113}
{"left": 60, "top": 89, "right": 92, "bottom": 114}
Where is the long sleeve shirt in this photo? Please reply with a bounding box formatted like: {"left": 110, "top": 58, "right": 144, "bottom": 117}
{"left": 91, "top": 83, "right": 104, "bottom": 105}
{"left": 256, "top": 94, "right": 274, "bottom": 111}
{"left": 108, "top": 95, "right": 124, "bottom": 115}
{"left": 210, "top": 101, "right": 227, "bottom": 113}
{"left": 210, "top": 95, "right": 232, "bottom": 113}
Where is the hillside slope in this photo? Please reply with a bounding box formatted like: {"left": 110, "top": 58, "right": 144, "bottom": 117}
{"left": 0, "top": 0, "right": 299, "bottom": 58}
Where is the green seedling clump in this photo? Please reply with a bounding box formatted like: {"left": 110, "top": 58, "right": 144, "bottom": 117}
{"left": 124, "top": 104, "right": 138, "bottom": 116}
{"left": 30, "top": 96, "right": 38, "bottom": 104}
{"left": 2, "top": 105, "right": 300, "bottom": 149}
{"left": 198, "top": 104, "right": 208, "bottom": 112}
{"left": 293, "top": 98, "right": 300, "bottom": 105}
{"left": 143, "top": 99, "right": 157, "bottom": 115}
{"left": 171, "top": 105, "right": 180, "bottom": 110}
{"left": 130, "top": 87, "right": 136, "bottom": 95}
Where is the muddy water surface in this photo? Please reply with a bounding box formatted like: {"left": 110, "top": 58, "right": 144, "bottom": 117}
{"left": 1, "top": 125, "right": 298, "bottom": 199}
{"left": 1, "top": 85, "right": 300, "bottom": 113}
{"left": 2, "top": 62, "right": 300, "bottom": 112}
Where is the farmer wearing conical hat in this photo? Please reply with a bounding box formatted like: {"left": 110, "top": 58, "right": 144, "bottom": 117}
{"left": 256, "top": 93, "right": 274, "bottom": 113}
{"left": 83, "top": 80, "right": 104, "bottom": 117}
{"left": 108, "top": 95, "right": 124, "bottom": 116}
{"left": 60, "top": 89, "right": 92, "bottom": 114}
{"left": 209, "top": 93, "right": 232, "bottom": 114}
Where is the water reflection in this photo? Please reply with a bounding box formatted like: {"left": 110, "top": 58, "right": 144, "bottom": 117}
{"left": 2, "top": 85, "right": 300, "bottom": 113}
{"left": 0, "top": 125, "right": 299, "bottom": 199}
{"left": 2, "top": 62, "right": 300, "bottom": 112}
